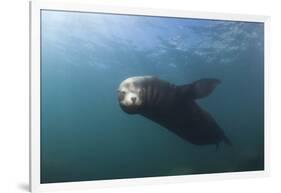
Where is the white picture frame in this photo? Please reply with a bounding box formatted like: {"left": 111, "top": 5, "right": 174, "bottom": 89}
{"left": 30, "top": 1, "right": 270, "bottom": 192}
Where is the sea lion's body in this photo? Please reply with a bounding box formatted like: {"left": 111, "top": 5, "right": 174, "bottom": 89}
{"left": 118, "top": 76, "right": 231, "bottom": 146}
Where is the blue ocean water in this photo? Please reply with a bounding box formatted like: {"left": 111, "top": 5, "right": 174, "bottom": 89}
{"left": 40, "top": 10, "right": 264, "bottom": 183}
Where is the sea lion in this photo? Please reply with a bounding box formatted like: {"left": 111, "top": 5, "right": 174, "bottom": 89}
{"left": 117, "top": 76, "right": 231, "bottom": 147}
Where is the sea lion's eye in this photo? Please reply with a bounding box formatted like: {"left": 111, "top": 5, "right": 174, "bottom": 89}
{"left": 119, "top": 91, "right": 126, "bottom": 96}
{"left": 118, "top": 91, "right": 126, "bottom": 100}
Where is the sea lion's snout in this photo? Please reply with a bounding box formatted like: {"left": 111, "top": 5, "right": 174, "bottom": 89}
{"left": 119, "top": 91, "right": 142, "bottom": 106}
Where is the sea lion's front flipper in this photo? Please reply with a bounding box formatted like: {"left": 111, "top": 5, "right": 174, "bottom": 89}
{"left": 178, "top": 79, "right": 221, "bottom": 99}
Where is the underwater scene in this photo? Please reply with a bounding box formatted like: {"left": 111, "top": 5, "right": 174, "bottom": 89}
{"left": 40, "top": 10, "right": 264, "bottom": 183}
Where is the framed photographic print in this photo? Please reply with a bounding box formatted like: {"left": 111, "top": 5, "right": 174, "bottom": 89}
{"left": 30, "top": 1, "right": 270, "bottom": 192}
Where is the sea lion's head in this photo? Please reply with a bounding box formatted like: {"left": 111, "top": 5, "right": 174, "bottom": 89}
{"left": 117, "top": 76, "right": 152, "bottom": 114}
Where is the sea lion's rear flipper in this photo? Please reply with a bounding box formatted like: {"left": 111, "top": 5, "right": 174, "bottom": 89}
{"left": 178, "top": 78, "right": 221, "bottom": 99}
{"left": 216, "top": 135, "right": 232, "bottom": 150}
{"left": 223, "top": 134, "right": 232, "bottom": 146}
